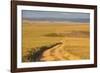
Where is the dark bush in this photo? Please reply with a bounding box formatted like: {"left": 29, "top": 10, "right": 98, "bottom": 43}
{"left": 23, "top": 42, "right": 62, "bottom": 62}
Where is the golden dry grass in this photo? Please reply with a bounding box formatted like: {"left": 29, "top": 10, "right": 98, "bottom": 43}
{"left": 22, "top": 20, "right": 90, "bottom": 62}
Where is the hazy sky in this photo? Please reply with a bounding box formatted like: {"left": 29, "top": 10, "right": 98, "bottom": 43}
{"left": 22, "top": 10, "right": 90, "bottom": 22}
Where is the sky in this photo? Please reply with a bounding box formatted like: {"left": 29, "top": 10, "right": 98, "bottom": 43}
{"left": 22, "top": 10, "right": 90, "bottom": 23}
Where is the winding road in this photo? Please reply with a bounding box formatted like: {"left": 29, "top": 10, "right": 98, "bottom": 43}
{"left": 40, "top": 39, "right": 80, "bottom": 61}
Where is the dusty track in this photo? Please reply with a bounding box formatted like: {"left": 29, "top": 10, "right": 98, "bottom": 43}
{"left": 40, "top": 38, "right": 80, "bottom": 61}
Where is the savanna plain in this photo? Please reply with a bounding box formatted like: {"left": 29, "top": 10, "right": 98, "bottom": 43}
{"left": 22, "top": 20, "right": 90, "bottom": 62}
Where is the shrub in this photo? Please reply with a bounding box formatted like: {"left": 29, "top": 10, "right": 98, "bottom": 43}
{"left": 23, "top": 42, "right": 62, "bottom": 62}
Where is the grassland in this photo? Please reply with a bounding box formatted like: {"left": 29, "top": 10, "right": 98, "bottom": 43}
{"left": 22, "top": 20, "right": 90, "bottom": 62}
